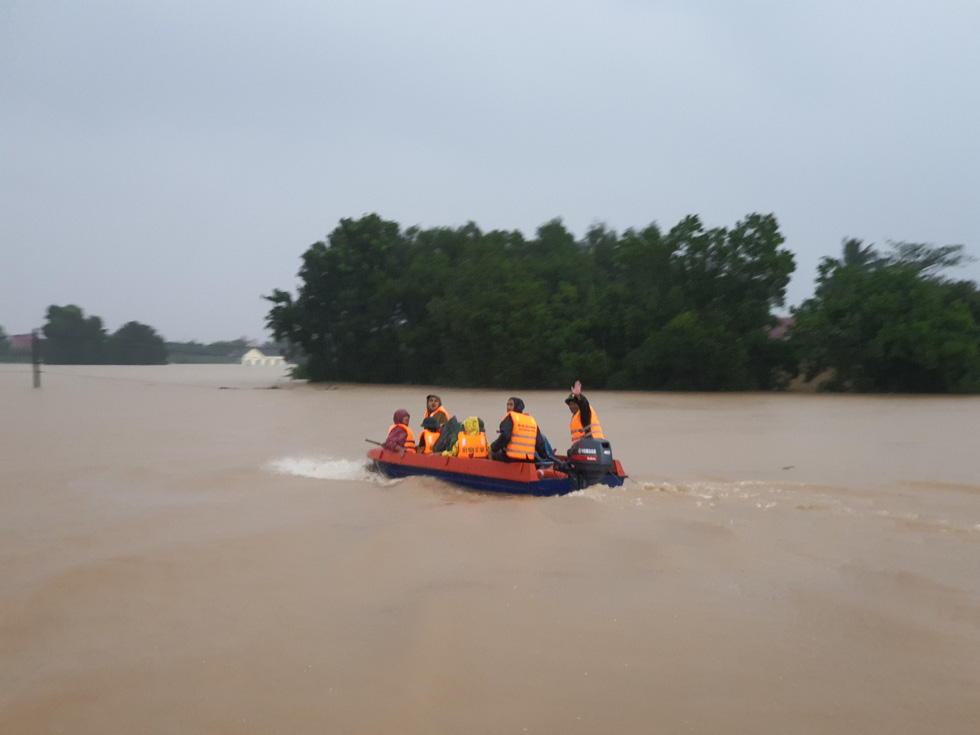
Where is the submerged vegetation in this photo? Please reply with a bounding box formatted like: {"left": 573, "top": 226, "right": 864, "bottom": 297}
{"left": 266, "top": 213, "right": 980, "bottom": 393}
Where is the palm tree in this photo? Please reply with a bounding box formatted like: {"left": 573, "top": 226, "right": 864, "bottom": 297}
{"left": 841, "top": 238, "right": 882, "bottom": 270}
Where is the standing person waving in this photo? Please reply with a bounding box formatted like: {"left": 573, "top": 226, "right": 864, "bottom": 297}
{"left": 565, "top": 380, "right": 604, "bottom": 443}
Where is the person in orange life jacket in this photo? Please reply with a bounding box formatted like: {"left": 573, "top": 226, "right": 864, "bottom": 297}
{"left": 442, "top": 416, "right": 488, "bottom": 458}
{"left": 565, "top": 380, "right": 605, "bottom": 443}
{"left": 424, "top": 394, "right": 450, "bottom": 426}
{"left": 384, "top": 409, "right": 416, "bottom": 457}
{"left": 490, "top": 397, "right": 547, "bottom": 462}
{"left": 417, "top": 417, "right": 441, "bottom": 454}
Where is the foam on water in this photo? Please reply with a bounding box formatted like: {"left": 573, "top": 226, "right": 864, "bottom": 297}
{"left": 266, "top": 457, "right": 399, "bottom": 485}
{"left": 638, "top": 479, "right": 980, "bottom": 533}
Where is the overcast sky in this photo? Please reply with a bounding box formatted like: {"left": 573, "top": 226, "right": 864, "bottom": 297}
{"left": 2, "top": 0, "right": 978, "bottom": 342}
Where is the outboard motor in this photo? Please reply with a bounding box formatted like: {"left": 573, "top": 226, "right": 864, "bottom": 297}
{"left": 565, "top": 437, "right": 615, "bottom": 488}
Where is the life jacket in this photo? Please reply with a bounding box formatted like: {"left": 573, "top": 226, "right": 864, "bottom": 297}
{"left": 425, "top": 406, "right": 450, "bottom": 424}
{"left": 419, "top": 429, "right": 440, "bottom": 454}
{"left": 387, "top": 423, "right": 416, "bottom": 453}
{"left": 570, "top": 406, "right": 604, "bottom": 441}
{"left": 502, "top": 411, "right": 538, "bottom": 461}
{"left": 457, "top": 431, "right": 488, "bottom": 459}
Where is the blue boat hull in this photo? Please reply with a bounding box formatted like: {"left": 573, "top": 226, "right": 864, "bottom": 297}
{"left": 367, "top": 448, "right": 627, "bottom": 497}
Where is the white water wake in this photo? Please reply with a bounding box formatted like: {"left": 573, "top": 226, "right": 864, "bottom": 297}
{"left": 266, "top": 457, "right": 399, "bottom": 485}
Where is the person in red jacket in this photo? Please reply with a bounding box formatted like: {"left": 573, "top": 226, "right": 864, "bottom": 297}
{"left": 384, "top": 409, "right": 416, "bottom": 456}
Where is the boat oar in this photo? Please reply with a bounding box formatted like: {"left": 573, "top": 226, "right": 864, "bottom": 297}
{"left": 365, "top": 439, "right": 383, "bottom": 447}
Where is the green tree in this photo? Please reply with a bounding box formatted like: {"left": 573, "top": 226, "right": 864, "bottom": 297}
{"left": 841, "top": 237, "right": 883, "bottom": 270}
{"left": 424, "top": 221, "right": 607, "bottom": 388}
{"left": 669, "top": 213, "right": 795, "bottom": 333}
{"left": 620, "top": 311, "right": 749, "bottom": 390}
{"left": 267, "top": 212, "right": 797, "bottom": 390}
{"left": 839, "top": 237, "right": 971, "bottom": 277}
{"left": 791, "top": 249, "right": 980, "bottom": 393}
{"left": 41, "top": 305, "right": 107, "bottom": 364}
{"left": 941, "top": 279, "right": 980, "bottom": 324}
{"left": 266, "top": 214, "right": 413, "bottom": 382}
{"left": 0, "top": 325, "right": 8, "bottom": 356}
{"left": 397, "top": 223, "right": 476, "bottom": 382}
{"left": 600, "top": 213, "right": 795, "bottom": 389}
{"left": 427, "top": 227, "right": 545, "bottom": 386}
{"left": 593, "top": 222, "right": 677, "bottom": 370}
{"left": 107, "top": 322, "right": 168, "bottom": 364}
{"left": 883, "top": 240, "right": 973, "bottom": 278}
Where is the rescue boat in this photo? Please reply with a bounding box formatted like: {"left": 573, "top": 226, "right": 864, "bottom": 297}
{"left": 367, "top": 437, "right": 627, "bottom": 497}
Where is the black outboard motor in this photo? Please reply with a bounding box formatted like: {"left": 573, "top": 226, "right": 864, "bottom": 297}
{"left": 565, "top": 437, "right": 615, "bottom": 489}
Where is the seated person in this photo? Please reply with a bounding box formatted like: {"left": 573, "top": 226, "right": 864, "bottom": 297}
{"left": 424, "top": 394, "right": 450, "bottom": 426}
{"left": 442, "top": 416, "right": 488, "bottom": 458}
{"left": 384, "top": 409, "right": 416, "bottom": 456}
{"left": 489, "top": 397, "right": 547, "bottom": 462}
{"left": 417, "top": 417, "right": 441, "bottom": 454}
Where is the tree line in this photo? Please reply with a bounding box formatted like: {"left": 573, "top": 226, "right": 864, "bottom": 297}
{"left": 37, "top": 305, "right": 169, "bottom": 364}
{"left": 265, "top": 213, "right": 980, "bottom": 393}
{"left": 792, "top": 239, "right": 980, "bottom": 392}
{"left": 2, "top": 307, "right": 279, "bottom": 365}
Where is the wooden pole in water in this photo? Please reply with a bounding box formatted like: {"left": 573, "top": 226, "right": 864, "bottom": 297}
{"left": 31, "top": 329, "right": 41, "bottom": 388}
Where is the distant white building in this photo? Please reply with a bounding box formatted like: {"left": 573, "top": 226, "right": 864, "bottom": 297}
{"left": 241, "top": 348, "right": 285, "bottom": 366}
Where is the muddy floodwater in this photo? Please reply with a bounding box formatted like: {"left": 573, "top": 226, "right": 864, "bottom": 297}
{"left": 1, "top": 365, "right": 978, "bottom": 734}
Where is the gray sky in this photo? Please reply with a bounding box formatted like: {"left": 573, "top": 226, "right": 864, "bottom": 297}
{"left": 2, "top": 0, "right": 978, "bottom": 342}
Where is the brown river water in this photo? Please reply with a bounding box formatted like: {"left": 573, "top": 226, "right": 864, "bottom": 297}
{"left": 1, "top": 365, "right": 978, "bottom": 734}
